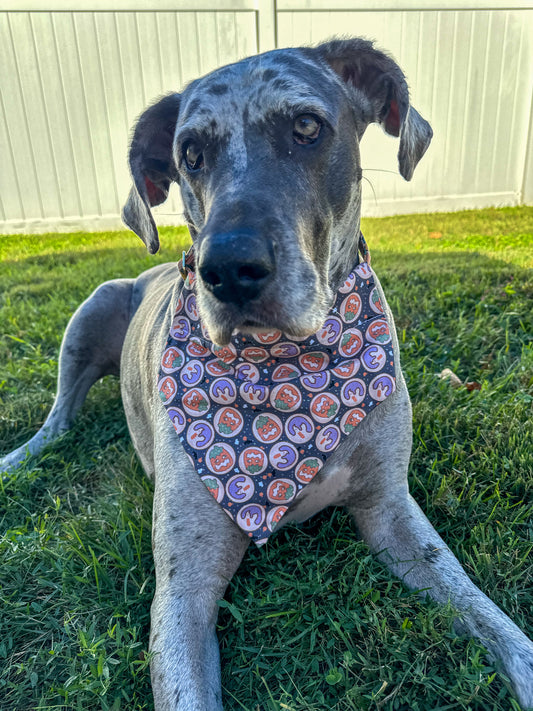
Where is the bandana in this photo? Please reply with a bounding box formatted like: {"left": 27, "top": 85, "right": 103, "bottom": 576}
{"left": 157, "top": 236, "right": 396, "bottom": 546}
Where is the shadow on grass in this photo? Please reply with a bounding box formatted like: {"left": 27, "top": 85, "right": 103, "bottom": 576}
{"left": 1, "top": 244, "right": 182, "bottom": 274}
{"left": 371, "top": 246, "right": 529, "bottom": 273}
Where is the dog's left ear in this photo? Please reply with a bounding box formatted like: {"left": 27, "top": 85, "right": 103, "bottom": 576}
{"left": 312, "top": 38, "right": 432, "bottom": 180}
{"left": 122, "top": 93, "right": 181, "bottom": 254}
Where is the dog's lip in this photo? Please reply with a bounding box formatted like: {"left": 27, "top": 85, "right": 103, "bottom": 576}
{"left": 236, "top": 317, "right": 320, "bottom": 340}
{"left": 240, "top": 318, "right": 267, "bottom": 329}
{"left": 199, "top": 291, "right": 326, "bottom": 340}
{"left": 238, "top": 316, "right": 293, "bottom": 333}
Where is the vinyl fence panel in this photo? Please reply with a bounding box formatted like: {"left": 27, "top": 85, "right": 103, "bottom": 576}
{"left": 277, "top": 4, "right": 533, "bottom": 215}
{"left": 1, "top": 1, "right": 532, "bottom": 234}
{"left": 0, "top": 5, "right": 259, "bottom": 233}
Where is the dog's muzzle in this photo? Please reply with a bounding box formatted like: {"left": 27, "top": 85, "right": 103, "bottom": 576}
{"left": 198, "top": 230, "right": 275, "bottom": 305}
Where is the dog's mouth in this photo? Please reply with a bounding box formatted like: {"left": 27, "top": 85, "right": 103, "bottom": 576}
{"left": 240, "top": 317, "right": 320, "bottom": 340}
{"left": 201, "top": 303, "right": 328, "bottom": 346}
{"left": 239, "top": 317, "right": 281, "bottom": 332}
{"left": 240, "top": 318, "right": 264, "bottom": 329}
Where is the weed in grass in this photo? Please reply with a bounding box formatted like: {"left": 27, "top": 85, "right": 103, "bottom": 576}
{"left": 0, "top": 208, "right": 532, "bottom": 710}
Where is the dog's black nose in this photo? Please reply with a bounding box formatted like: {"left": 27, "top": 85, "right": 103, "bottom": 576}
{"left": 198, "top": 231, "right": 275, "bottom": 304}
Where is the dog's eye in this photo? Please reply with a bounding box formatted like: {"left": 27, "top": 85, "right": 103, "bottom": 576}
{"left": 293, "top": 114, "right": 321, "bottom": 144}
{"left": 183, "top": 141, "right": 204, "bottom": 171}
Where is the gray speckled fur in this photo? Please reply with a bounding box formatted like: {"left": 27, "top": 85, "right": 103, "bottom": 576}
{"left": 2, "top": 38, "right": 532, "bottom": 710}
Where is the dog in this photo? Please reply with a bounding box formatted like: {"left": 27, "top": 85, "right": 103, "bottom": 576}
{"left": 2, "top": 38, "right": 532, "bottom": 710}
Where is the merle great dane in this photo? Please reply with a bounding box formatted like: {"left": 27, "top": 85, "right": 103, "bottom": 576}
{"left": 2, "top": 38, "right": 532, "bottom": 710}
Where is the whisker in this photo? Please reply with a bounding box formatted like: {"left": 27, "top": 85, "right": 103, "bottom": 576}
{"left": 363, "top": 168, "right": 399, "bottom": 175}
{"left": 362, "top": 175, "right": 378, "bottom": 205}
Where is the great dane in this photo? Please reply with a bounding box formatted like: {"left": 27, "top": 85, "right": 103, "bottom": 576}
{"left": 2, "top": 38, "right": 532, "bottom": 710}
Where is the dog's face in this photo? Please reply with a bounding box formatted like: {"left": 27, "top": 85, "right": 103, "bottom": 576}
{"left": 123, "top": 39, "right": 432, "bottom": 345}
{"left": 175, "top": 50, "right": 365, "bottom": 345}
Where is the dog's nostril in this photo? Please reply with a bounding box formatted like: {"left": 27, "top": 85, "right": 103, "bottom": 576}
{"left": 201, "top": 269, "right": 223, "bottom": 288}
{"left": 237, "top": 264, "right": 269, "bottom": 284}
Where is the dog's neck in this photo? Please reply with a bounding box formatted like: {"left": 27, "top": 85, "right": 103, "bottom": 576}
{"left": 328, "top": 229, "right": 363, "bottom": 293}
{"left": 327, "top": 190, "right": 363, "bottom": 291}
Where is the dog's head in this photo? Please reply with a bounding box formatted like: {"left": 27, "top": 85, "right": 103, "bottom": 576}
{"left": 123, "top": 38, "right": 432, "bottom": 345}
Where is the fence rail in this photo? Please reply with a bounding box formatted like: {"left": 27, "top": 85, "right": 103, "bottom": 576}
{"left": 1, "top": 1, "right": 532, "bottom": 235}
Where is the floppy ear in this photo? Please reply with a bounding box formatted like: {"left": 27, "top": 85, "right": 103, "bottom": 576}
{"left": 312, "top": 38, "right": 432, "bottom": 180}
{"left": 122, "top": 93, "right": 181, "bottom": 254}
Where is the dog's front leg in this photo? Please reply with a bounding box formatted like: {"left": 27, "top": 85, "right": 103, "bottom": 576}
{"left": 350, "top": 487, "right": 533, "bottom": 708}
{"left": 150, "top": 429, "right": 249, "bottom": 711}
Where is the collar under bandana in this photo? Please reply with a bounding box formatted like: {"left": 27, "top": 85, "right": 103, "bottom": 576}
{"left": 158, "top": 236, "right": 396, "bottom": 546}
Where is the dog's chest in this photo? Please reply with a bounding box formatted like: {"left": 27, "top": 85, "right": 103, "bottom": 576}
{"left": 157, "top": 260, "right": 396, "bottom": 545}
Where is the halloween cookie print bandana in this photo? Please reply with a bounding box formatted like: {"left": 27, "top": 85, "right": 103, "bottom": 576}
{"left": 158, "top": 237, "right": 396, "bottom": 546}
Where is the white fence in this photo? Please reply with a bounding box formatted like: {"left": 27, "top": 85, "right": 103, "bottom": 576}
{"left": 1, "top": 0, "right": 532, "bottom": 235}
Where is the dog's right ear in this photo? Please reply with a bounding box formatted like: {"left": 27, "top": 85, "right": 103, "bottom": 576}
{"left": 122, "top": 93, "right": 181, "bottom": 254}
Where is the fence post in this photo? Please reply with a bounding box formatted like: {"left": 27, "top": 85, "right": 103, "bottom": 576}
{"left": 522, "top": 88, "right": 533, "bottom": 205}
{"left": 256, "top": 0, "right": 277, "bottom": 52}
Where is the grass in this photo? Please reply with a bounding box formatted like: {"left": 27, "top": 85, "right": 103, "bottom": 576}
{"left": 0, "top": 206, "right": 532, "bottom": 711}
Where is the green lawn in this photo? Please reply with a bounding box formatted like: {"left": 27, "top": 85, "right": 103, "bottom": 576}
{"left": 0, "top": 206, "right": 532, "bottom": 711}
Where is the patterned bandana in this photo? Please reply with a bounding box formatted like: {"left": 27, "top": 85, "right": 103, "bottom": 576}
{"left": 157, "top": 236, "right": 396, "bottom": 546}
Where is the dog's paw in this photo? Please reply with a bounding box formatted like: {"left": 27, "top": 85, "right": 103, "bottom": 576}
{"left": 504, "top": 639, "right": 533, "bottom": 710}
{"left": 0, "top": 445, "right": 32, "bottom": 477}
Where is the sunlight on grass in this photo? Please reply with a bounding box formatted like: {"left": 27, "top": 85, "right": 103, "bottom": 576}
{"left": 361, "top": 206, "right": 533, "bottom": 267}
